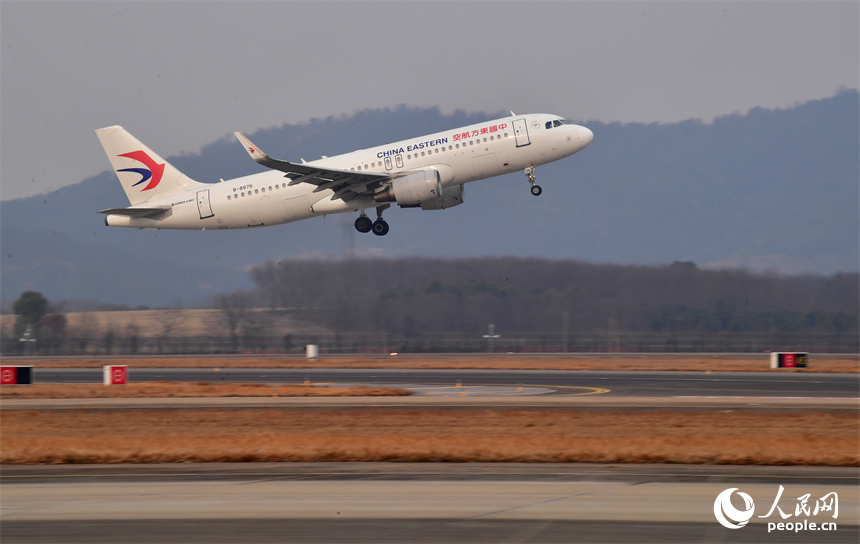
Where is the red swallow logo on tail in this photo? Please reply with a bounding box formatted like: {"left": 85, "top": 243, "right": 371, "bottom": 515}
{"left": 117, "top": 151, "right": 165, "bottom": 191}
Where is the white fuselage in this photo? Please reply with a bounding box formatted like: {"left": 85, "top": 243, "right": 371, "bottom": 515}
{"left": 105, "top": 114, "right": 592, "bottom": 229}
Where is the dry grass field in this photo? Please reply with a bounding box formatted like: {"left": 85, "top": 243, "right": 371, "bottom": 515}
{"left": 0, "top": 309, "right": 330, "bottom": 338}
{"left": 2, "top": 409, "right": 856, "bottom": 466}
{"left": 0, "top": 382, "right": 410, "bottom": 399}
{"left": 17, "top": 355, "right": 859, "bottom": 373}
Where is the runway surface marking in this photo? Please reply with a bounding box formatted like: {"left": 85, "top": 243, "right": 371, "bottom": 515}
{"left": 320, "top": 382, "right": 610, "bottom": 397}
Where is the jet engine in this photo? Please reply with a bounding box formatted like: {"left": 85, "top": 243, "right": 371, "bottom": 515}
{"left": 374, "top": 170, "right": 441, "bottom": 208}
{"left": 419, "top": 184, "right": 465, "bottom": 210}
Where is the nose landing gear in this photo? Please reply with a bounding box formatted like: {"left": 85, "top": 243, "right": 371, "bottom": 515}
{"left": 525, "top": 165, "right": 542, "bottom": 196}
{"left": 355, "top": 205, "right": 390, "bottom": 235}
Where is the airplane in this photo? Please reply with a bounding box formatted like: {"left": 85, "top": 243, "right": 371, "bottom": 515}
{"left": 96, "top": 113, "right": 593, "bottom": 235}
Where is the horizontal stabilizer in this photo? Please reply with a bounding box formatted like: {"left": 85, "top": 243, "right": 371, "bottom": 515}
{"left": 97, "top": 207, "right": 170, "bottom": 219}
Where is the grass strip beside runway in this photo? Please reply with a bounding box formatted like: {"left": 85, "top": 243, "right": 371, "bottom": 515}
{"left": 2, "top": 409, "right": 856, "bottom": 466}
{"left": 0, "top": 382, "right": 411, "bottom": 400}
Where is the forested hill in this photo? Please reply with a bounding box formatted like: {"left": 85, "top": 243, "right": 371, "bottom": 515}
{"left": 1, "top": 91, "right": 857, "bottom": 307}
{"left": 248, "top": 257, "right": 858, "bottom": 336}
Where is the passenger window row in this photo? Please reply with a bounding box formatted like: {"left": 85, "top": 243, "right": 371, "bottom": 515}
{"left": 225, "top": 130, "right": 515, "bottom": 194}
{"left": 375, "top": 132, "right": 510, "bottom": 164}
{"left": 227, "top": 183, "right": 282, "bottom": 200}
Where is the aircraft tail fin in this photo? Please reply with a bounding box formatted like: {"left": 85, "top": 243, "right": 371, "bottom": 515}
{"left": 95, "top": 126, "right": 204, "bottom": 206}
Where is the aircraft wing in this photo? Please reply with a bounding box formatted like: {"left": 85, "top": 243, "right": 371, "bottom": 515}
{"left": 234, "top": 132, "right": 390, "bottom": 202}
{"left": 97, "top": 207, "right": 170, "bottom": 218}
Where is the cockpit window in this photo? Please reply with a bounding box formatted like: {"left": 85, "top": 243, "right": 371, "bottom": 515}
{"left": 548, "top": 119, "right": 575, "bottom": 128}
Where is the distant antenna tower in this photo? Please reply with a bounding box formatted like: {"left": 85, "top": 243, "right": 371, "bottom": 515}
{"left": 483, "top": 323, "right": 500, "bottom": 353}
{"left": 341, "top": 217, "right": 356, "bottom": 258}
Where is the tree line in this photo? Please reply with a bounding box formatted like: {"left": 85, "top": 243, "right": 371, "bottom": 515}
{"left": 3, "top": 258, "right": 857, "bottom": 355}
{"left": 248, "top": 257, "right": 858, "bottom": 337}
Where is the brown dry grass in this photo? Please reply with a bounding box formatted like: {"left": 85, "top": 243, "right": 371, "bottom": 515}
{"left": 17, "top": 356, "right": 859, "bottom": 373}
{"left": 0, "top": 382, "right": 410, "bottom": 399}
{"left": 1, "top": 409, "right": 856, "bottom": 466}
{"left": 0, "top": 310, "right": 329, "bottom": 338}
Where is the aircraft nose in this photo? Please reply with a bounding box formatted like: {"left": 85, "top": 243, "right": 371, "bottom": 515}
{"left": 578, "top": 126, "right": 594, "bottom": 147}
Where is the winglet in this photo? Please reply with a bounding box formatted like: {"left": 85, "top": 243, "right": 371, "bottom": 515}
{"left": 234, "top": 132, "right": 271, "bottom": 165}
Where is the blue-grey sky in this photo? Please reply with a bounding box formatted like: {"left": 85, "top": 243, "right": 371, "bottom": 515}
{"left": 2, "top": 1, "right": 857, "bottom": 201}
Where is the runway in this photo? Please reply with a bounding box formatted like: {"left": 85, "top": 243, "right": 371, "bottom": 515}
{"left": 2, "top": 464, "right": 857, "bottom": 543}
{"left": 26, "top": 367, "right": 860, "bottom": 398}
{"left": 6, "top": 367, "right": 855, "bottom": 412}
{"left": 4, "top": 369, "right": 858, "bottom": 542}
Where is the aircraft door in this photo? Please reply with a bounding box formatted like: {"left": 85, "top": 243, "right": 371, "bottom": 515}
{"left": 384, "top": 156, "right": 392, "bottom": 171}
{"left": 196, "top": 190, "right": 214, "bottom": 219}
{"left": 395, "top": 154, "right": 404, "bottom": 168}
{"left": 513, "top": 118, "right": 531, "bottom": 147}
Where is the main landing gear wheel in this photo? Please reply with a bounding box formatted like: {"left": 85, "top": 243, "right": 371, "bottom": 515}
{"left": 354, "top": 215, "right": 372, "bottom": 233}
{"left": 371, "top": 219, "right": 389, "bottom": 236}
{"left": 370, "top": 203, "right": 390, "bottom": 236}
{"left": 530, "top": 185, "right": 543, "bottom": 196}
